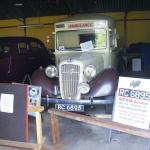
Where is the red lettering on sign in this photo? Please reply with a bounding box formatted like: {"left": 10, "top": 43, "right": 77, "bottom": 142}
{"left": 68, "top": 23, "right": 93, "bottom": 28}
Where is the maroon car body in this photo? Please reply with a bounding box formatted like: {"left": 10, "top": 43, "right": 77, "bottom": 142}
{"left": 0, "top": 36, "right": 54, "bottom": 83}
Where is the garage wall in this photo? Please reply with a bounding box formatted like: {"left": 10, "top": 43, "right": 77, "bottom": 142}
{"left": 103, "top": 11, "right": 150, "bottom": 47}
{"left": 0, "top": 11, "right": 149, "bottom": 49}
{"left": 0, "top": 15, "right": 68, "bottom": 49}
{"left": 127, "top": 11, "right": 150, "bottom": 45}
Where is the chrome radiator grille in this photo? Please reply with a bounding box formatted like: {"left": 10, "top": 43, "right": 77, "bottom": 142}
{"left": 60, "top": 64, "right": 80, "bottom": 99}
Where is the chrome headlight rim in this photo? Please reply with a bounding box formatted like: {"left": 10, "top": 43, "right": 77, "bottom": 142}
{"left": 84, "top": 65, "right": 97, "bottom": 78}
{"left": 45, "top": 65, "right": 58, "bottom": 78}
{"left": 78, "top": 82, "right": 90, "bottom": 94}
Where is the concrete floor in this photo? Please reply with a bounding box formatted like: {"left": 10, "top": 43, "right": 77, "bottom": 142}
{"left": 0, "top": 106, "right": 150, "bottom": 150}
{"left": 34, "top": 106, "right": 150, "bottom": 150}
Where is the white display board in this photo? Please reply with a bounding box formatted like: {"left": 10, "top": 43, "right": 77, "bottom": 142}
{"left": 113, "top": 76, "right": 150, "bottom": 130}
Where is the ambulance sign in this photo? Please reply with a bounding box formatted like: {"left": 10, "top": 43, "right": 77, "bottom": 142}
{"left": 113, "top": 76, "right": 150, "bottom": 130}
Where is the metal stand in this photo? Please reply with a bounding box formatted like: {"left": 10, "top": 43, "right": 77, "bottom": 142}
{"left": 108, "top": 129, "right": 112, "bottom": 142}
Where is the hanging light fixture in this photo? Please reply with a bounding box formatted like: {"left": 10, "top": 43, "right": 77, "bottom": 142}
{"left": 14, "top": 2, "right": 23, "bottom": 6}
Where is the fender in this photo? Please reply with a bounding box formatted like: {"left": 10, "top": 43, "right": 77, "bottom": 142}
{"left": 31, "top": 68, "right": 58, "bottom": 96}
{"left": 83, "top": 68, "right": 118, "bottom": 98}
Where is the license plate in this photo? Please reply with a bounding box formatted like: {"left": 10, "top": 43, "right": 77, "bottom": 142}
{"left": 55, "top": 104, "right": 84, "bottom": 112}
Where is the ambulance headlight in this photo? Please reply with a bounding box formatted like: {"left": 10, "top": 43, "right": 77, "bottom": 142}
{"left": 45, "top": 65, "right": 57, "bottom": 78}
{"left": 84, "top": 65, "right": 96, "bottom": 78}
{"left": 78, "top": 82, "right": 90, "bottom": 94}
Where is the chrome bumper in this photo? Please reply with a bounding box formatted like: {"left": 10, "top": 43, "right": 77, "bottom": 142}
{"left": 42, "top": 96, "right": 114, "bottom": 105}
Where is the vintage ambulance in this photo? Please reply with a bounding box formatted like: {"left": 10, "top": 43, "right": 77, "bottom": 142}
{"left": 32, "top": 14, "right": 121, "bottom": 112}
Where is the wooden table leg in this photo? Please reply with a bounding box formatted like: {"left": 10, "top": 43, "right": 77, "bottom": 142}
{"left": 36, "top": 112, "right": 43, "bottom": 145}
{"left": 50, "top": 112, "right": 60, "bottom": 146}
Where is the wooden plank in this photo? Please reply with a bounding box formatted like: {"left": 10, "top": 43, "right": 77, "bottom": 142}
{"left": 29, "top": 106, "right": 44, "bottom": 113}
{"left": 50, "top": 112, "right": 60, "bottom": 145}
{"left": 94, "top": 114, "right": 112, "bottom": 118}
{"left": 0, "top": 139, "right": 41, "bottom": 149}
{"left": 48, "top": 109, "right": 150, "bottom": 139}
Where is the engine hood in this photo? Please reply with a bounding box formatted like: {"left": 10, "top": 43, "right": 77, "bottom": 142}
{"left": 56, "top": 51, "right": 105, "bottom": 74}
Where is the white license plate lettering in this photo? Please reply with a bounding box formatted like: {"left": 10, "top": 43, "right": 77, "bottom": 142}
{"left": 57, "top": 104, "right": 65, "bottom": 110}
{"left": 55, "top": 104, "right": 84, "bottom": 112}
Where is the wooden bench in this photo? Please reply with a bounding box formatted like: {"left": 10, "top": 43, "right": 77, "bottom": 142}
{"left": 48, "top": 108, "right": 150, "bottom": 147}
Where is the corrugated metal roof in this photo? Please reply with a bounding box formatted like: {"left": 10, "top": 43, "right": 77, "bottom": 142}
{"left": 0, "top": 0, "right": 149, "bottom": 19}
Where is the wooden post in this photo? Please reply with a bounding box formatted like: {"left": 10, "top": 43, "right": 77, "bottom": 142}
{"left": 36, "top": 112, "right": 43, "bottom": 145}
{"left": 29, "top": 106, "right": 44, "bottom": 145}
{"left": 50, "top": 112, "right": 60, "bottom": 145}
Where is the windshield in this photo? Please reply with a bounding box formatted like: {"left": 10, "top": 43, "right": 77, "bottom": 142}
{"left": 56, "top": 29, "right": 107, "bottom": 51}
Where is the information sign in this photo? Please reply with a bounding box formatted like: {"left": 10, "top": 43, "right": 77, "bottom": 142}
{"left": 113, "top": 77, "right": 150, "bottom": 130}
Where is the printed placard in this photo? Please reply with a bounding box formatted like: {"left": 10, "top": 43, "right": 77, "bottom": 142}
{"left": 0, "top": 93, "right": 14, "bottom": 113}
{"left": 58, "top": 46, "right": 65, "bottom": 51}
{"left": 80, "top": 40, "right": 93, "bottom": 51}
{"left": 28, "top": 85, "right": 42, "bottom": 106}
{"left": 113, "top": 77, "right": 150, "bottom": 130}
{"left": 132, "top": 58, "right": 142, "bottom": 71}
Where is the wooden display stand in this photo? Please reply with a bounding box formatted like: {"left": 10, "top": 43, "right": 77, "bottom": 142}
{"left": 0, "top": 106, "right": 45, "bottom": 150}
{"left": 48, "top": 108, "right": 150, "bottom": 147}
